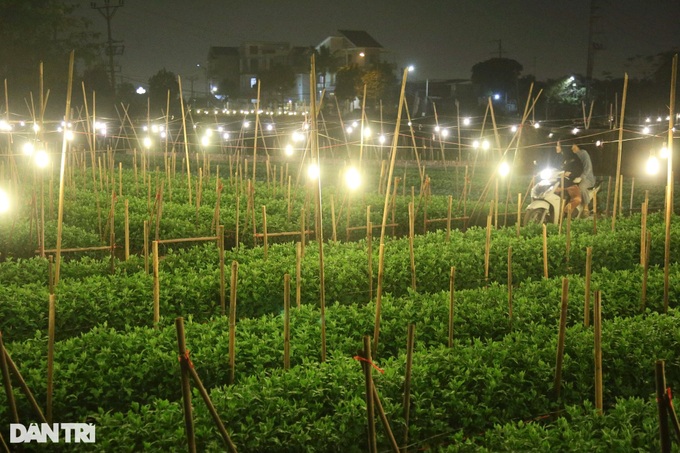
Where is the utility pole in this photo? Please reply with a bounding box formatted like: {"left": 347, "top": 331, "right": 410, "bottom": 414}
{"left": 585, "top": 0, "right": 603, "bottom": 100}
{"left": 491, "top": 39, "right": 506, "bottom": 59}
{"left": 91, "top": 0, "right": 125, "bottom": 96}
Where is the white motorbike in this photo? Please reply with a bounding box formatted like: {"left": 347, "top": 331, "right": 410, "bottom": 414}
{"left": 524, "top": 168, "right": 599, "bottom": 225}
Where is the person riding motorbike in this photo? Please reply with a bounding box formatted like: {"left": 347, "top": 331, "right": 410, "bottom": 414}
{"left": 555, "top": 141, "right": 584, "bottom": 217}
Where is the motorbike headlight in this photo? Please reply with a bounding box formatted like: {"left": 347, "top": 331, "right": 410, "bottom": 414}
{"left": 539, "top": 168, "right": 553, "bottom": 181}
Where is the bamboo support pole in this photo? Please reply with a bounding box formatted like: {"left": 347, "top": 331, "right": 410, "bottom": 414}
{"left": 361, "top": 336, "right": 377, "bottom": 453}
{"left": 374, "top": 67, "right": 410, "bottom": 356}
{"left": 657, "top": 360, "right": 672, "bottom": 453}
{"left": 219, "top": 225, "right": 226, "bottom": 316}
{"left": 300, "top": 207, "right": 305, "bottom": 258}
{"left": 640, "top": 191, "right": 648, "bottom": 265}
{"left": 331, "top": 194, "right": 337, "bottom": 242}
{"left": 629, "top": 176, "right": 635, "bottom": 215}
{"left": 516, "top": 193, "right": 521, "bottom": 237}
{"left": 229, "top": 260, "right": 238, "bottom": 385}
{"left": 153, "top": 241, "right": 160, "bottom": 326}
{"left": 543, "top": 224, "right": 549, "bottom": 279}
{"left": 46, "top": 293, "right": 56, "bottom": 422}
{"left": 484, "top": 214, "right": 492, "bottom": 285}
{"left": 124, "top": 199, "right": 129, "bottom": 260}
{"left": 402, "top": 323, "right": 415, "bottom": 452}
{"left": 663, "top": 54, "right": 677, "bottom": 313}
{"left": 408, "top": 202, "right": 416, "bottom": 291}
{"left": 0, "top": 332, "right": 18, "bottom": 424}
{"left": 178, "top": 75, "right": 192, "bottom": 205}
{"left": 641, "top": 231, "right": 651, "bottom": 311}
{"left": 611, "top": 74, "right": 629, "bottom": 229}
{"left": 143, "top": 220, "right": 149, "bottom": 274}
{"left": 585, "top": 246, "right": 592, "bottom": 327}
{"left": 175, "top": 317, "right": 197, "bottom": 453}
{"left": 368, "top": 222, "right": 374, "bottom": 301}
{"left": 284, "top": 273, "right": 290, "bottom": 370}
{"left": 2, "top": 348, "right": 47, "bottom": 423}
{"left": 446, "top": 195, "right": 452, "bottom": 242}
{"left": 262, "top": 205, "right": 268, "bottom": 260}
{"left": 554, "top": 278, "right": 569, "bottom": 399}
{"left": 508, "top": 246, "right": 513, "bottom": 321}
{"left": 372, "top": 382, "right": 400, "bottom": 453}
{"left": 296, "top": 242, "right": 302, "bottom": 309}
{"left": 448, "top": 267, "right": 455, "bottom": 348}
{"left": 594, "top": 290, "right": 603, "bottom": 415}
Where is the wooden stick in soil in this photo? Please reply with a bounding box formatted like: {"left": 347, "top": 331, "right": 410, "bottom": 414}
{"left": 542, "top": 224, "right": 549, "bottom": 279}
{"left": 296, "top": 242, "right": 302, "bottom": 308}
{"left": 516, "top": 193, "right": 521, "bottom": 237}
{"left": 641, "top": 231, "right": 651, "bottom": 312}
{"left": 584, "top": 246, "right": 592, "bottom": 327}
{"left": 124, "top": 198, "right": 130, "bottom": 260}
{"left": 300, "top": 207, "right": 305, "bottom": 258}
{"left": 611, "top": 74, "right": 629, "bottom": 230}
{"left": 53, "top": 51, "right": 75, "bottom": 288}
{"left": 153, "top": 241, "right": 160, "bottom": 326}
{"left": 593, "top": 190, "right": 598, "bottom": 234}
{"left": 663, "top": 54, "right": 677, "bottom": 313}
{"left": 143, "top": 220, "right": 149, "bottom": 274}
{"left": 331, "top": 194, "right": 337, "bottom": 242}
{"left": 229, "top": 260, "right": 238, "bottom": 385}
{"left": 372, "top": 382, "right": 400, "bottom": 453}
{"left": 446, "top": 194, "right": 452, "bottom": 242}
{"left": 554, "top": 278, "right": 569, "bottom": 400}
{"left": 402, "top": 323, "right": 415, "bottom": 451}
{"left": 175, "top": 317, "right": 197, "bottom": 453}
{"left": 218, "top": 225, "right": 226, "bottom": 316}
{"left": 361, "top": 336, "right": 378, "bottom": 453}
{"left": 484, "top": 214, "right": 492, "bottom": 285}
{"left": 508, "top": 246, "right": 513, "bottom": 321}
{"left": 262, "top": 205, "right": 268, "bottom": 260}
{"left": 566, "top": 205, "right": 572, "bottom": 264}
{"left": 3, "top": 348, "right": 47, "bottom": 423}
{"left": 178, "top": 75, "right": 192, "bottom": 205}
{"left": 449, "top": 267, "right": 455, "bottom": 348}
{"left": 657, "top": 359, "right": 672, "bottom": 453}
{"left": 374, "top": 67, "right": 410, "bottom": 356}
{"left": 284, "top": 273, "right": 290, "bottom": 370}
{"left": 46, "top": 293, "right": 56, "bottom": 423}
{"left": 640, "top": 191, "right": 648, "bottom": 265}
{"left": 368, "top": 222, "right": 374, "bottom": 301}
{"left": 409, "top": 202, "right": 416, "bottom": 291}
{"left": 594, "top": 290, "right": 603, "bottom": 415}
{"left": 0, "top": 332, "right": 19, "bottom": 424}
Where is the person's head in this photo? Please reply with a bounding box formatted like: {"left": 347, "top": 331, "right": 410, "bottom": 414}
{"left": 571, "top": 144, "right": 581, "bottom": 154}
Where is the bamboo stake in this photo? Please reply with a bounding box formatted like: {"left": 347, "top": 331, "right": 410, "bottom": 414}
{"left": 262, "top": 205, "right": 268, "bottom": 260}
{"left": 118, "top": 162, "right": 122, "bottom": 197}
{"left": 372, "top": 382, "right": 400, "bottom": 453}
{"left": 287, "top": 175, "right": 292, "bottom": 222}
{"left": 408, "top": 202, "right": 416, "bottom": 291}
{"left": 584, "top": 246, "right": 592, "bottom": 327}
{"left": 640, "top": 192, "right": 649, "bottom": 265}
{"left": 124, "top": 199, "right": 129, "bottom": 260}
{"left": 229, "top": 260, "right": 238, "bottom": 384}
{"left": 508, "top": 246, "right": 513, "bottom": 321}
{"left": 2, "top": 348, "right": 47, "bottom": 423}
{"left": 143, "top": 220, "right": 149, "bottom": 274}
{"left": 0, "top": 332, "right": 18, "bottom": 424}
{"left": 219, "top": 225, "right": 226, "bottom": 316}
{"left": 566, "top": 206, "right": 572, "bottom": 264}
{"left": 175, "top": 318, "right": 197, "bottom": 453}
{"left": 284, "top": 273, "right": 290, "bottom": 370}
{"left": 611, "top": 74, "right": 629, "bottom": 229}
{"left": 46, "top": 293, "right": 56, "bottom": 422}
{"left": 296, "top": 242, "right": 302, "bottom": 309}
{"left": 361, "top": 336, "right": 378, "bottom": 453}
{"left": 484, "top": 214, "right": 492, "bottom": 285}
{"left": 448, "top": 267, "right": 455, "bottom": 348}
{"left": 629, "top": 176, "right": 635, "bottom": 215}
{"left": 446, "top": 195, "right": 452, "bottom": 242}
{"left": 153, "top": 241, "right": 160, "bottom": 326}
{"left": 53, "top": 51, "right": 75, "bottom": 288}
{"left": 516, "top": 193, "right": 522, "bottom": 237}
{"left": 663, "top": 54, "right": 677, "bottom": 313}
{"left": 368, "top": 222, "right": 374, "bottom": 301}
{"left": 594, "top": 290, "right": 603, "bottom": 415}
{"left": 542, "top": 224, "right": 549, "bottom": 279}
{"left": 554, "top": 278, "right": 569, "bottom": 399}
{"left": 374, "top": 67, "right": 410, "bottom": 356}
{"left": 402, "top": 323, "right": 415, "bottom": 452}
{"left": 252, "top": 81, "right": 261, "bottom": 182}
{"left": 178, "top": 75, "right": 192, "bottom": 205}
{"left": 641, "top": 231, "right": 651, "bottom": 311}
{"left": 657, "top": 360, "right": 672, "bottom": 453}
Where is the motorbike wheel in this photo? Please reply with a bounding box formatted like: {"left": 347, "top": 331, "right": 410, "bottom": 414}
{"left": 523, "top": 208, "right": 549, "bottom": 226}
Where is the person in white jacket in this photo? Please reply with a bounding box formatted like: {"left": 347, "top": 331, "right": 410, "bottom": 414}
{"left": 571, "top": 144, "right": 595, "bottom": 215}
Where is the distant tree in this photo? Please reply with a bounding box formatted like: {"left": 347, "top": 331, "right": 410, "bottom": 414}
{"left": 359, "top": 62, "right": 397, "bottom": 108}
{"left": 0, "top": 0, "right": 100, "bottom": 109}
{"left": 471, "top": 58, "right": 523, "bottom": 101}
{"left": 148, "top": 69, "right": 180, "bottom": 115}
{"left": 215, "top": 78, "right": 240, "bottom": 102}
{"left": 334, "top": 65, "right": 363, "bottom": 104}
{"left": 314, "top": 46, "right": 340, "bottom": 87}
{"left": 544, "top": 75, "right": 586, "bottom": 119}
{"left": 259, "top": 64, "right": 295, "bottom": 105}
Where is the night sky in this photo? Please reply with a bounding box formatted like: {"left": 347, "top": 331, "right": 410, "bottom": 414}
{"left": 76, "top": 0, "right": 679, "bottom": 88}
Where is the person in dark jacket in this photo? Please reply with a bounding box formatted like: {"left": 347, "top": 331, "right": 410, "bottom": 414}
{"left": 556, "top": 141, "right": 584, "bottom": 217}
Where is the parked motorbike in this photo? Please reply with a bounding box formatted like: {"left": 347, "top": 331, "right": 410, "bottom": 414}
{"left": 524, "top": 168, "right": 599, "bottom": 225}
